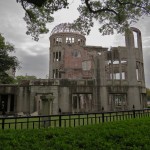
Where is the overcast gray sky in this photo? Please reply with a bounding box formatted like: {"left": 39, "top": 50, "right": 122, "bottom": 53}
{"left": 0, "top": 0, "right": 150, "bottom": 88}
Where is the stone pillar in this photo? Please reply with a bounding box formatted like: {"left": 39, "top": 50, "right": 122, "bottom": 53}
{"left": 125, "top": 29, "right": 137, "bottom": 85}
{"left": 128, "top": 87, "right": 141, "bottom": 110}
{"left": 49, "top": 47, "right": 53, "bottom": 78}
{"left": 34, "top": 95, "right": 42, "bottom": 115}
{"left": 95, "top": 56, "right": 101, "bottom": 111}
{"left": 100, "top": 87, "right": 108, "bottom": 111}
{"left": 29, "top": 92, "right": 35, "bottom": 114}
{"left": 125, "top": 28, "right": 141, "bottom": 109}
{"left": 99, "top": 52, "right": 108, "bottom": 111}
{"left": 16, "top": 87, "right": 23, "bottom": 113}
{"left": 59, "top": 87, "right": 70, "bottom": 113}
{"left": 72, "top": 97, "right": 74, "bottom": 113}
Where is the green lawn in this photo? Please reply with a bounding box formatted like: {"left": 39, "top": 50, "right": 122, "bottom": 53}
{"left": 0, "top": 117, "right": 150, "bottom": 150}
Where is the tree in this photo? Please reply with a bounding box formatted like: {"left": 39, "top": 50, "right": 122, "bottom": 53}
{"left": 15, "top": 75, "right": 37, "bottom": 84}
{"left": 0, "top": 34, "right": 19, "bottom": 84}
{"left": 16, "top": 0, "right": 150, "bottom": 41}
{"left": 146, "top": 88, "right": 150, "bottom": 101}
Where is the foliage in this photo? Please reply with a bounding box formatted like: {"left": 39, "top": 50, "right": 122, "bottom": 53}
{"left": 17, "top": 0, "right": 69, "bottom": 41}
{"left": 74, "top": 0, "right": 150, "bottom": 35}
{"left": 0, "top": 34, "right": 19, "bottom": 84}
{"left": 0, "top": 74, "right": 16, "bottom": 84}
{"left": 1, "top": 117, "right": 150, "bottom": 149}
{"left": 146, "top": 88, "right": 150, "bottom": 101}
{"left": 15, "top": 75, "right": 37, "bottom": 83}
{"left": 16, "top": 0, "right": 150, "bottom": 40}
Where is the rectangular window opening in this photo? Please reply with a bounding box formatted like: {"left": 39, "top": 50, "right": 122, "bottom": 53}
{"left": 56, "top": 52, "right": 59, "bottom": 61}
{"left": 10, "top": 95, "right": 14, "bottom": 111}
{"left": 72, "top": 38, "right": 74, "bottom": 43}
{"left": 78, "top": 39, "right": 81, "bottom": 44}
{"left": 121, "top": 60, "right": 127, "bottom": 64}
{"left": 53, "top": 70, "right": 56, "bottom": 78}
{"left": 113, "top": 61, "right": 119, "bottom": 64}
{"left": 66, "top": 37, "right": 74, "bottom": 43}
{"left": 110, "top": 72, "right": 123, "bottom": 80}
{"left": 59, "top": 52, "right": 61, "bottom": 61}
{"left": 107, "top": 60, "right": 112, "bottom": 65}
{"left": 136, "top": 68, "right": 139, "bottom": 80}
{"left": 59, "top": 72, "right": 61, "bottom": 78}
{"left": 115, "top": 73, "right": 120, "bottom": 79}
{"left": 133, "top": 32, "right": 138, "bottom": 48}
{"left": 56, "top": 69, "right": 58, "bottom": 78}
{"left": 109, "top": 94, "right": 127, "bottom": 106}
{"left": 122, "top": 72, "right": 125, "bottom": 80}
{"left": 56, "top": 37, "right": 62, "bottom": 44}
{"left": 53, "top": 52, "right": 55, "bottom": 62}
{"left": 73, "top": 96, "right": 77, "bottom": 109}
{"left": 82, "top": 61, "right": 91, "bottom": 71}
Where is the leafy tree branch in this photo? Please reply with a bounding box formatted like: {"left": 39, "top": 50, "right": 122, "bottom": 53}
{"left": 16, "top": 0, "right": 150, "bottom": 40}
{"left": 0, "top": 34, "right": 19, "bottom": 84}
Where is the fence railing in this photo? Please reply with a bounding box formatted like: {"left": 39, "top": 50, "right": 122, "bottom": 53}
{"left": 0, "top": 108, "right": 150, "bottom": 130}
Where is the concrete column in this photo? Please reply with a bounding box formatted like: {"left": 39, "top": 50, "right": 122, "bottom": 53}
{"left": 34, "top": 95, "right": 38, "bottom": 112}
{"left": 99, "top": 52, "right": 108, "bottom": 111}
{"left": 52, "top": 87, "right": 58, "bottom": 114}
{"left": 100, "top": 87, "right": 108, "bottom": 111}
{"left": 92, "top": 87, "right": 97, "bottom": 112}
{"left": 118, "top": 51, "right": 122, "bottom": 82}
{"left": 59, "top": 87, "right": 70, "bottom": 113}
{"left": 29, "top": 92, "right": 35, "bottom": 114}
{"left": 49, "top": 48, "right": 53, "bottom": 78}
{"left": 72, "top": 97, "right": 74, "bottom": 113}
{"left": 139, "top": 63, "right": 142, "bottom": 81}
{"left": 23, "top": 87, "right": 29, "bottom": 113}
{"left": 136, "top": 29, "right": 142, "bottom": 50}
{"left": 141, "top": 63, "right": 145, "bottom": 86}
{"left": 111, "top": 50, "right": 114, "bottom": 84}
{"left": 95, "top": 56, "right": 101, "bottom": 111}
{"left": 16, "top": 87, "right": 23, "bottom": 113}
{"left": 49, "top": 101, "right": 53, "bottom": 115}
{"left": 125, "top": 29, "right": 137, "bottom": 85}
{"left": 39, "top": 100, "right": 42, "bottom": 115}
{"left": 125, "top": 28, "right": 143, "bottom": 110}
{"left": 128, "top": 87, "right": 141, "bottom": 110}
{"left": 100, "top": 52, "right": 106, "bottom": 85}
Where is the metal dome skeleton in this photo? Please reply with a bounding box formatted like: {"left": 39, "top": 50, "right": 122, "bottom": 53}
{"left": 50, "top": 23, "right": 85, "bottom": 35}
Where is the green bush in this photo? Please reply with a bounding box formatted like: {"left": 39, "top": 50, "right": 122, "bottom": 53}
{"left": 0, "top": 118, "right": 150, "bottom": 150}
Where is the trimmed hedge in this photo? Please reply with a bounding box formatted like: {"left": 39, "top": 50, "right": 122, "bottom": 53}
{"left": 0, "top": 118, "right": 150, "bottom": 150}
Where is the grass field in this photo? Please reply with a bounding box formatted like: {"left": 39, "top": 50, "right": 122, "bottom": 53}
{"left": 0, "top": 117, "right": 150, "bottom": 150}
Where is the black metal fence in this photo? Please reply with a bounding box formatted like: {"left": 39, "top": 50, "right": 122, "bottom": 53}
{"left": 0, "top": 108, "right": 150, "bottom": 130}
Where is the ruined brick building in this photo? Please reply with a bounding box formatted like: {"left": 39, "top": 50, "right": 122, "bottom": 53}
{"left": 0, "top": 23, "right": 147, "bottom": 115}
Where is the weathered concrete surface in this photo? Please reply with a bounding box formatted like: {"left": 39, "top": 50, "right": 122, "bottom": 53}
{"left": 0, "top": 26, "right": 146, "bottom": 115}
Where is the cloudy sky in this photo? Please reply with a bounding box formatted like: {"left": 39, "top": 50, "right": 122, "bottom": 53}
{"left": 0, "top": 0, "right": 150, "bottom": 87}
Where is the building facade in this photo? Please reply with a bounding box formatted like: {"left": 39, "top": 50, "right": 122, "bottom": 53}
{"left": 0, "top": 24, "right": 146, "bottom": 115}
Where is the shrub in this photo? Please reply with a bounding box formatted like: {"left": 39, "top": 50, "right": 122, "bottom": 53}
{"left": 0, "top": 118, "right": 150, "bottom": 150}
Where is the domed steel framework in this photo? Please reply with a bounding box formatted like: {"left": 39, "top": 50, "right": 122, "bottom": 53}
{"left": 50, "top": 23, "right": 85, "bottom": 35}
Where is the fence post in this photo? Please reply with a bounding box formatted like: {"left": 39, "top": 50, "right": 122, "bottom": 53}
{"left": 59, "top": 114, "right": 62, "bottom": 127}
{"left": 133, "top": 105, "right": 135, "bottom": 118}
{"left": 102, "top": 107, "right": 104, "bottom": 123}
